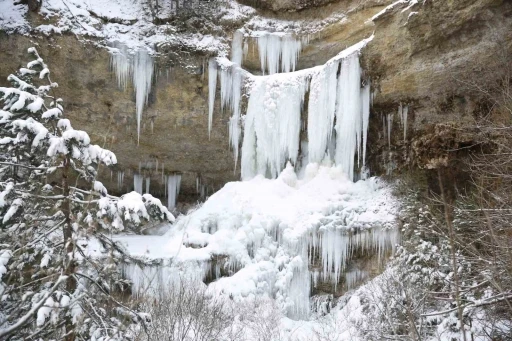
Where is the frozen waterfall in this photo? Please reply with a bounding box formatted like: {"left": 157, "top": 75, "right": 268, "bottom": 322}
{"left": 209, "top": 35, "right": 374, "bottom": 181}
{"left": 116, "top": 35, "right": 399, "bottom": 323}
{"left": 117, "top": 163, "right": 399, "bottom": 320}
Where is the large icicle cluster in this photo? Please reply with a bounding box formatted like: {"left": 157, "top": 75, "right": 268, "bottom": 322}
{"left": 229, "top": 30, "right": 304, "bottom": 75}
{"left": 209, "top": 35, "right": 374, "bottom": 180}
{"left": 110, "top": 43, "right": 154, "bottom": 144}
{"left": 242, "top": 71, "right": 309, "bottom": 179}
{"left": 254, "top": 31, "right": 303, "bottom": 75}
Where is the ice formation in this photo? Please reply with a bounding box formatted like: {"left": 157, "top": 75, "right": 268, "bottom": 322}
{"left": 133, "top": 49, "right": 154, "bottom": 144}
{"left": 166, "top": 174, "right": 181, "bottom": 209}
{"left": 334, "top": 53, "right": 363, "bottom": 181}
{"left": 117, "top": 164, "right": 399, "bottom": 320}
{"left": 241, "top": 71, "right": 308, "bottom": 179}
{"left": 208, "top": 58, "right": 217, "bottom": 138}
{"left": 117, "top": 35, "right": 397, "bottom": 322}
{"left": 399, "top": 103, "right": 409, "bottom": 141}
{"left": 110, "top": 44, "right": 131, "bottom": 90}
{"left": 218, "top": 61, "right": 244, "bottom": 168}
{"left": 209, "top": 36, "right": 374, "bottom": 181}
{"left": 387, "top": 113, "right": 393, "bottom": 149}
{"left": 231, "top": 29, "right": 244, "bottom": 66}
{"left": 109, "top": 45, "right": 154, "bottom": 144}
{"left": 133, "top": 173, "right": 143, "bottom": 194}
{"left": 254, "top": 32, "right": 303, "bottom": 75}
{"left": 117, "top": 171, "right": 124, "bottom": 191}
{"left": 307, "top": 62, "right": 338, "bottom": 164}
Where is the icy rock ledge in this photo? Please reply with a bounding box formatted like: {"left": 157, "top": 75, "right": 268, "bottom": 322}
{"left": 116, "top": 163, "right": 399, "bottom": 320}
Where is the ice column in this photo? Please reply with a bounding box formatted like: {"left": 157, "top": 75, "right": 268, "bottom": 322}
{"left": 133, "top": 173, "right": 143, "bottom": 194}
{"left": 133, "top": 49, "right": 154, "bottom": 144}
{"left": 334, "top": 53, "right": 362, "bottom": 181}
{"left": 361, "top": 82, "right": 371, "bottom": 166}
{"left": 241, "top": 73, "right": 308, "bottom": 180}
{"left": 110, "top": 43, "right": 131, "bottom": 90}
{"left": 307, "top": 62, "right": 338, "bottom": 163}
{"left": 117, "top": 171, "right": 124, "bottom": 191}
{"left": 256, "top": 32, "right": 302, "bottom": 75}
{"left": 208, "top": 58, "right": 218, "bottom": 138}
{"left": 231, "top": 30, "right": 244, "bottom": 66}
{"left": 145, "top": 177, "right": 150, "bottom": 194}
{"left": 219, "top": 64, "right": 243, "bottom": 168}
{"left": 167, "top": 174, "right": 182, "bottom": 210}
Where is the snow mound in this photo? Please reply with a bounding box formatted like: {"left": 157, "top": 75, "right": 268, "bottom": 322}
{"left": 117, "top": 163, "right": 398, "bottom": 320}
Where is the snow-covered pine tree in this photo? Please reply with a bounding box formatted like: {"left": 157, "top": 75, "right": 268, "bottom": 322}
{"left": 0, "top": 48, "right": 174, "bottom": 340}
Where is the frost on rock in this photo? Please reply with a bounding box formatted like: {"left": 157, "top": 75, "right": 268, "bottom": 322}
{"left": 117, "top": 163, "right": 398, "bottom": 320}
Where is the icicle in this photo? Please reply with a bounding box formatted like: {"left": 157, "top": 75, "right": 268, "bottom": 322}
{"left": 145, "top": 177, "right": 150, "bottom": 194}
{"left": 398, "top": 103, "right": 403, "bottom": 126}
{"left": 110, "top": 43, "right": 131, "bottom": 90}
{"left": 231, "top": 30, "right": 244, "bottom": 66}
{"left": 387, "top": 113, "right": 393, "bottom": 149}
{"left": 166, "top": 174, "right": 182, "bottom": 209}
{"left": 134, "top": 173, "right": 143, "bottom": 194}
{"left": 133, "top": 49, "right": 154, "bottom": 144}
{"left": 334, "top": 53, "right": 362, "bottom": 181}
{"left": 287, "top": 266, "right": 310, "bottom": 319}
{"left": 228, "top": 68, "right": 242, "bottom": 170}
{"left": 208, "top": 58, "right": 218, "bottom": 139}
{"left": 256, "top": 32, "right": 302, "bottom": 75}
{"left": 164, "top": 174, "right": 167, "bottom": 198}
{"left": 403, "top": 105, "right": 408, "bottom": 141}
{"left": 243, "top": 39, "right": 249, "bottom": 58}
{"left": 361, "top": 82, "right": 371, "bottom": 167}
{"left": 281, "top": 35, "right": 301, "bottom": 73}
{"left": 307, "top": 62, "right": 338, "bottom": 163}
{"left": 220, "top": 67, "right": 233, "bottom": 112}
{"left": 345, "top": 269, "right": 368, "bottom": 290}
{"left": 117, "top": 171, "right": 124, "bottom": 191}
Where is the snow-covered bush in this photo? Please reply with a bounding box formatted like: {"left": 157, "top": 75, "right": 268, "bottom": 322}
{"left": 0, "top": 48, "right": 173, "bottom": 340}
{"left": 351, "top": 188, "right": 511, "bottom": 341}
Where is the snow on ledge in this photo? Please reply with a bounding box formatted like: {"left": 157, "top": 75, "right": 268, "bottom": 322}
{"left": 371, "top": 0, "right": 419, "bottom": 22}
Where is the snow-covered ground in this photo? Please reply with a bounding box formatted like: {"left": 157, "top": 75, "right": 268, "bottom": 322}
{"left": 115, "top": 162, "right": 399, "bottom": 328}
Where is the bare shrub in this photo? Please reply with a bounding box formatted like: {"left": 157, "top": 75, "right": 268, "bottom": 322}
{"left": 134, "top": 280, "right": 238, "bottom": 341}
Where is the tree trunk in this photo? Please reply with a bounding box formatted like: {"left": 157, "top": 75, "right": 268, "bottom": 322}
{"left": 62, "top": 156, "right": 76, "bottom": 341}
{"left": 438, "top": 168, "right": 467, "bottom": 341}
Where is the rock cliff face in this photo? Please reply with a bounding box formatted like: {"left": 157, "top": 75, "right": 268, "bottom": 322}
{"left": 1, "top": 0, "right": 511, "bottom": 205}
